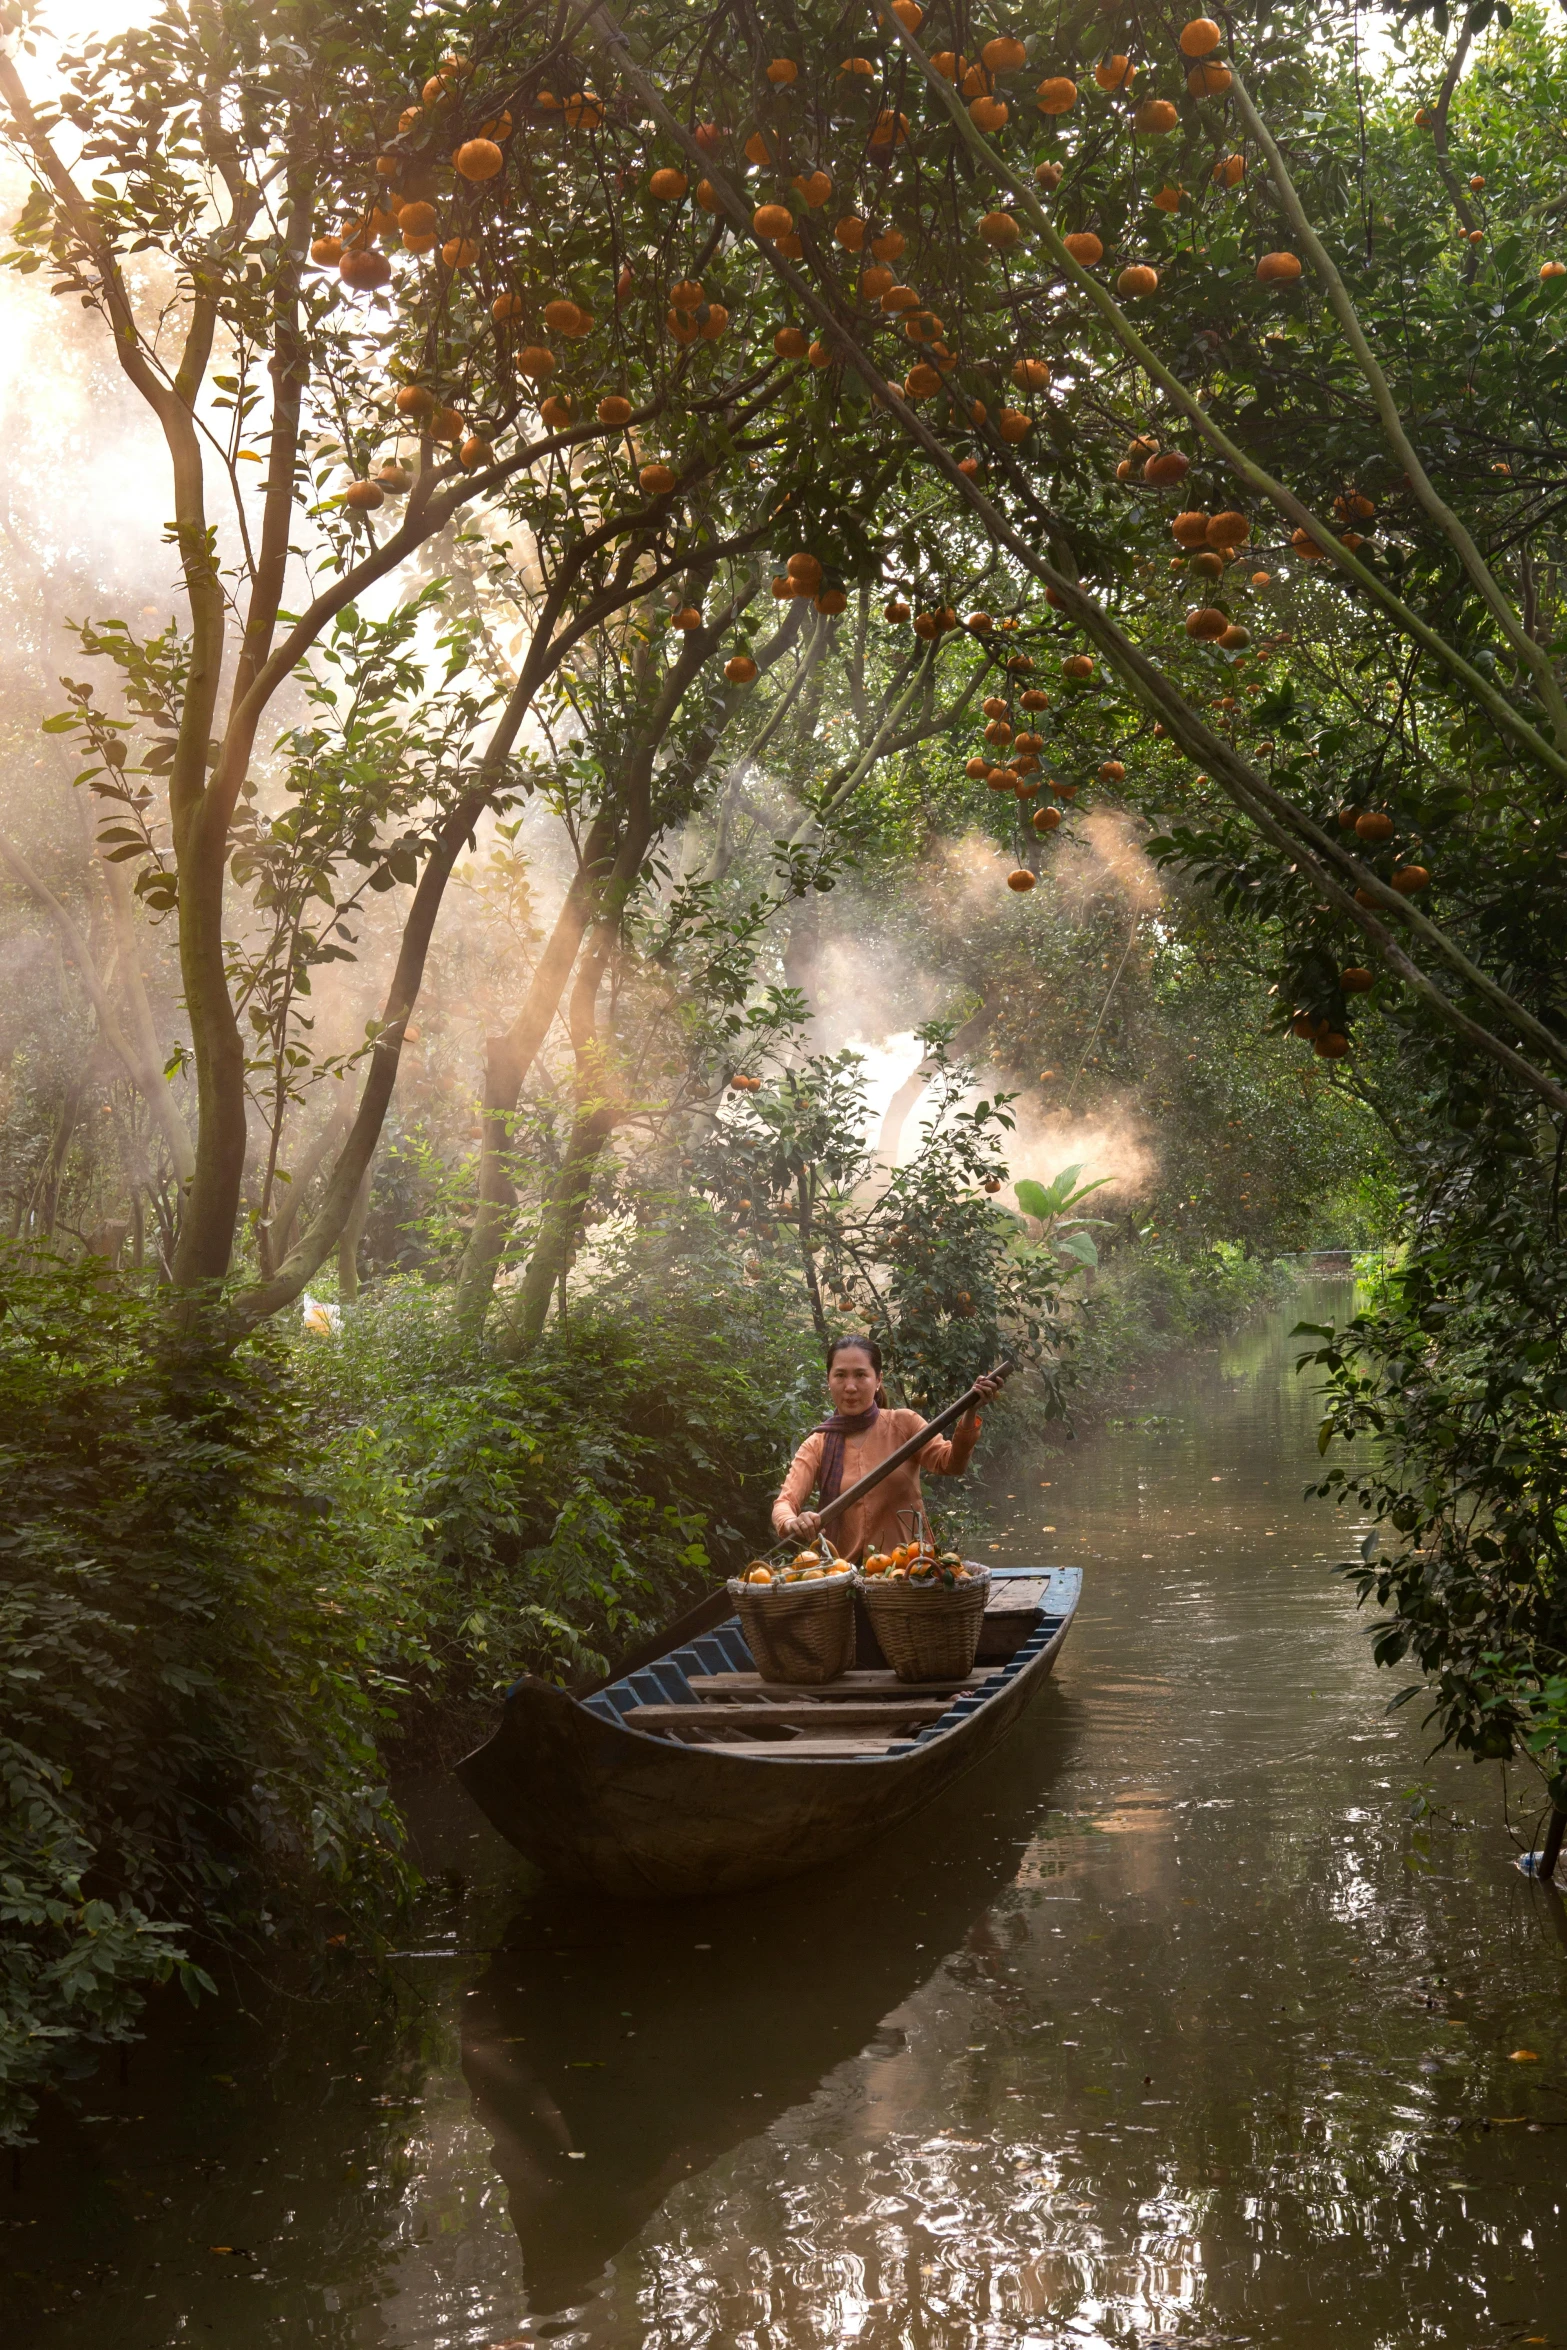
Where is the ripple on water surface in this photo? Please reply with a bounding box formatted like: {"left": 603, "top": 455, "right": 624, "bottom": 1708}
{"left": 6, "top": 1281, "right": 1567, "bottom": 2348}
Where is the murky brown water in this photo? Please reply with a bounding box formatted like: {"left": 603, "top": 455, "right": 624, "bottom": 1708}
{"left": 7, "top": 1278, "right": 1567, "bottom": 2348}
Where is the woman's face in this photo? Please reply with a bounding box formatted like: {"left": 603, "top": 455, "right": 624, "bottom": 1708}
{"left": 828, "top": 1347, "right": 878, "bottom": 1413}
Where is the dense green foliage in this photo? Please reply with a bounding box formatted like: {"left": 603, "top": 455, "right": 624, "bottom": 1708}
{"left": 0, "top": 1250, "right": 420, "bottom": 2139}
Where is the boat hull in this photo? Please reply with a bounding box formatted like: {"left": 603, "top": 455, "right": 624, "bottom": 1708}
{"left": 456, "top": 1569, "right": 1080, "bottom": 1898}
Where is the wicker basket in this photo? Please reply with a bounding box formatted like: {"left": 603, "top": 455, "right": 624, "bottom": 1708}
{"left": 727, "top": 1572, "right": 856, "bottom": 1684}
{"left": 855, "top": 1566, "right": 991, "bottom": 1683}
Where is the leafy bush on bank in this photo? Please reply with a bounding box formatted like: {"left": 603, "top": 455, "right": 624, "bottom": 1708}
{"left": 0, "top": 1251, "right": 424, "bottom": 2147}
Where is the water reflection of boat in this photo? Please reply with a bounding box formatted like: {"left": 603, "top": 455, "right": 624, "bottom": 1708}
{"left": 460, "top": 1678, "right": 1085, "bottom": 2316}
{"left": 455, "top": 1568, "right": 1081, "bottom": 1898}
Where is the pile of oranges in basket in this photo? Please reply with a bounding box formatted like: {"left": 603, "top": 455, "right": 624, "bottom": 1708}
{"left": 862, "top": 1542, "right": 974, "bottom": 1585}
{"left": 742, "top": 1551, "right": 851, "bottom": 1584}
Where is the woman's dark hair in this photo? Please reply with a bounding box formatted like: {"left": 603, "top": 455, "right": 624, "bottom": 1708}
{"left": 827, "top": 1333, "right": 886, "bottom": 1407}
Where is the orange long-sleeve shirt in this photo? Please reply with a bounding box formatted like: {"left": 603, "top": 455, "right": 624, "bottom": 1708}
{"left": 771, "top": 1406, "right": 981, "bottom": 1561}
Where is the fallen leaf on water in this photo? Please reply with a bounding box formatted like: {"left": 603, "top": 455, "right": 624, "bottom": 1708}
{"left": 1510, "top": 2049, "right": 1541, "bottom": 2062}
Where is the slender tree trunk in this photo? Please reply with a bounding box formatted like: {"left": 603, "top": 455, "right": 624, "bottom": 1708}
{"left": 796, "top": 1160, "right": 829, "bottom": 1342}
{"left": 878, "top": 1001, "right": 995, "bottom": 1165}
{"left": 509, "top": 921, "right": 621, "bottom": 1345}
{"left": 336, "top": 1158, "right": 373, "bottom": 1302}
{"left": 38, "top": 1072, "right": 88, "bottom": 1243}
{"left": 456, "top": 814, "right": 620, "bottom": 1320}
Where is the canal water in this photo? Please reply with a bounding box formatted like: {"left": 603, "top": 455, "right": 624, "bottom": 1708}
{"left": 7, "top": 1279, "right": 1566, "bottom": 2347}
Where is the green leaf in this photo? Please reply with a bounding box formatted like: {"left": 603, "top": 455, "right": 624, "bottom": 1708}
{"left": 1056, "top": 1229, "right": 1098, "bottom": 1269}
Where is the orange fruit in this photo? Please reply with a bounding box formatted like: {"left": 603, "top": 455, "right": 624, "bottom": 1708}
{"left": 1187, "top": 62, "right": 1231, "bottom": 97}
{"left": 342, "top": 480, "right": 385, "bottom": 510}
{"left": 753, "top": 202, "right": 794, "bottom": 239}
{"left": 455, "top": 138, "right": 503, "bottom": 181}
{"left": 725, "top": 653, "right": 758, "bottom": 683}
{"left": 339, "top": 249, "right": 391, "bottom": 289}
{"left": 1006, "top": 868, "right": 1037, "bottom": 892}
{"left": 1117, "top": 262, "right": 1159, "bottom": 296}
{"left": 1185, "top": 607, "right": 1229, "bottom": 640}
{"left": 648, "top": 167, "right": 689, "bottom": 201}
{"left": 1257, "top": 251, "right": 1303, "bottom": 283}
{"left": 979, "top": 210, "right": 1022, "bottom": 248}
{"left": 1180, "top": 17, "right": 1223, "bottom": 54}
{"left": 597, "top": 394, "right": 633, "bottom": 425}
{"left": 1036, "top": 77, "right": 1078, "bottom": 115}
{"left": 1062, "top": 230, "right": 1104, "bottom": 265}
{"left": 1134, "top": 99, "right": 1179, "bottom": 134}
{"left": 1094, "top": 55, "right": 1135, "bottom": 91}
{"left": 640, "top": 462, "right": 677, "bottom": 494}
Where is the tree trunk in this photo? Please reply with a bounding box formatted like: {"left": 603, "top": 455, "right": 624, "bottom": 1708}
{"left": 878, "top": 1001, "right": 995, "bottom": 1166}
{"left": 508, "top": 920, "right": 621, "bottom": 1345}
{"left": 796, "top": 1160, "right": 830, "bottom": 1342}
{"left": 336, "top": 1158, "right": 374, "bottom": 1302}
{"left": 456, "top": 816, "right": 619, "bottom": 1320}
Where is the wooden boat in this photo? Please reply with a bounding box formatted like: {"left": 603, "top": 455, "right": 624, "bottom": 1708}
{"left": 456, "top": 1564, "right": 1082, "bottom": 1898}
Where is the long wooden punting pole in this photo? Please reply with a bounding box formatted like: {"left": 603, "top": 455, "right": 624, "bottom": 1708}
{"left": 575, "top": 1363, "right": 1013, "bottom": 1694}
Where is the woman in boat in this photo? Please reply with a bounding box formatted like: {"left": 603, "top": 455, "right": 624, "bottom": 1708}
{"left": 772, "top": 1335, "right": 1002, "bottom": 1561}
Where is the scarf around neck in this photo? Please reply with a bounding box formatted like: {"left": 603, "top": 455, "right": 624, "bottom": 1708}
{"left": 817, "top": 1404, "right": 880, "bottom": 1508}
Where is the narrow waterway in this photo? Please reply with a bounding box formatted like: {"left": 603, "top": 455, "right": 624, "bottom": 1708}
{"left": 8, "top": 1278, "right": 1567, "bottom": 2348}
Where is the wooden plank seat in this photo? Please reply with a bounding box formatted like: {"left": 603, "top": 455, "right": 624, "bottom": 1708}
{"left": 681, "top": 1668, "right": 993, "bottom": 1702}
{"left": 622, "top": 1697, "right": 959, "bottom": 1734}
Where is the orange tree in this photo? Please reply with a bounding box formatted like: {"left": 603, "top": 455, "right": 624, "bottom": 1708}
{"left": 0, "top": 0, "right": 850, "bottom": 1317}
